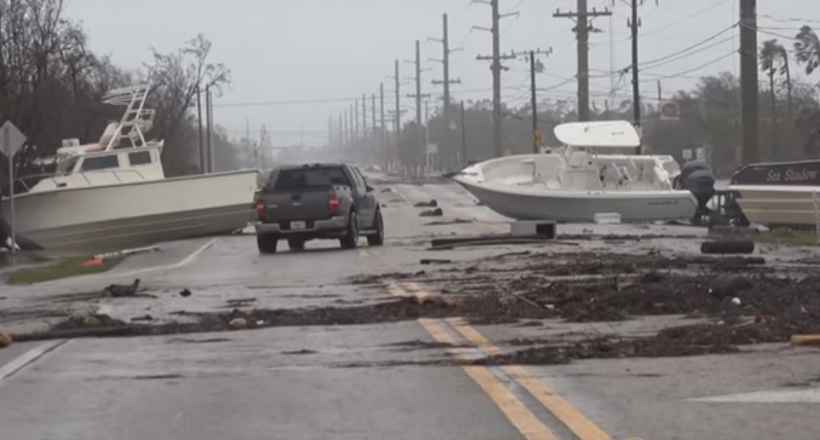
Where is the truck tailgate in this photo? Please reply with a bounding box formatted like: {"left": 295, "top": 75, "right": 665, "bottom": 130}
{"left": 259, "top": 188, "right": 337, "bottom": 222}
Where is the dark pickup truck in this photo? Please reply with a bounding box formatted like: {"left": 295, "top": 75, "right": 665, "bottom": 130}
{"left": 253, "top": 163, "right": 384, "bottom": 253}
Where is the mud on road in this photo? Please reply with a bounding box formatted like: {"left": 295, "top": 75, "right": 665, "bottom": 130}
{"left": 6, "top": 247, "right": 820, "bottom": 366}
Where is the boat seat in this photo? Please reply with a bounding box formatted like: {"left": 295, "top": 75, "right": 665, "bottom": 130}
{"left": 562, "top": 168, "right": 600, "bottom": 189}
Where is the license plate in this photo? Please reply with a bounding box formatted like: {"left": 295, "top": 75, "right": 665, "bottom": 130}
{"left": 290, "top": 221, "right": 306, "bottom": 229}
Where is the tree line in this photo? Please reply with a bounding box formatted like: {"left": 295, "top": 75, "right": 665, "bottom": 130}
{"left": 0, "top": 0, "right": 248, "bottom": 193}
{"left": 357, "top": 24, "right": 820, "bottom": 177}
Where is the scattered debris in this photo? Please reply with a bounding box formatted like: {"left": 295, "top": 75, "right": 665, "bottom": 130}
{"left": 419, "top": 207, "right": 444, "bottom": 217}
{"left": 104, "top": 279, "right": 140, "bottom": 297}
{"left": 701, "top": 240, "right": 755, "bottom": 254}
{"left": 282, "top": 349, "right": 317, "bottom": 355}
{"left": 423, "top": 218, "right": 475, "bottom": 226}
{"left": 167, "top": 337, "right": 231, "bottom": 344}
{"left": 414, "top": 199, "right": 438, "bottom": 207}
{"left": 229, "top": 317, "right": 248, "bottom": 329}
{"left": 179, "top": 289, "right": 192, "bottom": 298}
{"left": 0, "top": 332, "right": 12, "bottom": 348}
{"left": 347, "top": 271, "right": 425, "bottom": 284}
{"left": 420, "top": 258, "right": 453, "bottom": 265}
{"left": 386, "top": 339, "right": 468, "bottom": 350}
{"left": 130, "top": 315, "right": 154, "bottom": 322}
{"left": 791, "top": 334, "right": 820, "bottom": 346}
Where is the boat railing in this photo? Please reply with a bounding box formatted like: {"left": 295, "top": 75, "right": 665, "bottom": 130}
{"left": 15, "top": 168, "right": 149, "bottom": 192}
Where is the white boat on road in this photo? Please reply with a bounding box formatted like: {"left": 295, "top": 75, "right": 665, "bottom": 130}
{"left": 452, "top": 120, "right": 698, "bottom": 223}
{"left": 0, "top": 84, "right": 259, "bottom": 252}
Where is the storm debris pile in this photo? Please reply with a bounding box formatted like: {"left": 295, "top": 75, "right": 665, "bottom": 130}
{"left": 416, "top": 250, "right": 820, "bottom": 358}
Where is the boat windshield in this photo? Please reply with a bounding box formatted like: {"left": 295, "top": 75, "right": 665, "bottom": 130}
{"left": 55, "top": 156, "right": 80, "bottom": 175}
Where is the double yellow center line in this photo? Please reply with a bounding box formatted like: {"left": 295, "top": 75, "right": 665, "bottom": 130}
{"left": 389, "top": 281, "right": 615, "bottom": 440}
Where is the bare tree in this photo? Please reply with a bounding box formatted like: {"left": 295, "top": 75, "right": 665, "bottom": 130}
{"left": 145, "top": 34, "right": 231, "bottom": 175}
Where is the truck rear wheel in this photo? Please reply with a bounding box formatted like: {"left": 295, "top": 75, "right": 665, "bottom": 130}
{"left": 366, "top": 210, "right": 384, "bottom": 246}
{"left": 257, "top": 233, "right": 278, "bottom": 254}
{"left": 340, "top": 212, "right": 359, "bottom": 249}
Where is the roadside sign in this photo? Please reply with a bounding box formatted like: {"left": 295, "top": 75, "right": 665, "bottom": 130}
{"left": 1, "top": 120, "right": 26, "bottom": 260}
{"left": 0, "top": 120, "right": 26, "bottom": 157}
{"left": 660, "top": 101, "right": 680, "bottom": 120}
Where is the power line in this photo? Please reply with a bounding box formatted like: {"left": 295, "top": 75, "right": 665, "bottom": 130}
{"left": 638, "top": 52, "right": 735, "bottom": 81}
{"left": 213, "top": 97, "right": 363, "bottom": 107}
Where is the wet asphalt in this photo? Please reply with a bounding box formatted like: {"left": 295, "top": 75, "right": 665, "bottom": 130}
{"left": 1, "top": 175, "right": 820, "bottom": 440}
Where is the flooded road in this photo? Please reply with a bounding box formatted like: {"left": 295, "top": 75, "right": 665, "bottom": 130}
{"left": 1, "top": 174, "right": 819, "bottom": 440}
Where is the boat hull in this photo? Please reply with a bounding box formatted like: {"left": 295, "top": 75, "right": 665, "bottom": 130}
{"left": 454, "top": 178, "right": 698, "bottom": 223}
{"left": 730, "top": 185, "right": 820, "bottom": 229}
{"left": 1, "top": 170, "right": 259, "bottom": 252}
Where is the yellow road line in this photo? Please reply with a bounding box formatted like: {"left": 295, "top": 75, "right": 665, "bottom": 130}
{"left": 417, "top": 318, "right": 560, "bottom": 440}
{"left": 446, "top": 317, "right": 615, "bottom": 440}
{"left": 388, "top": 282, "right": 559, "bottom": 440}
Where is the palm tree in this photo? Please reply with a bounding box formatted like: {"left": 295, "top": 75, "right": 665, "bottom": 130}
{"left": 794, "top": 25, "right": 820, "bottom": 75}
{"left": 761, "top": 39, "right": 794, "bottom": 120}
{"left": 761, "top": 39, "right": 783, "bottom": 152}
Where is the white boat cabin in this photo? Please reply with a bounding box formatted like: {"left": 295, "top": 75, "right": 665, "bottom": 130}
{"left": 26, "top": 143, "right": 164, "bottom": 193}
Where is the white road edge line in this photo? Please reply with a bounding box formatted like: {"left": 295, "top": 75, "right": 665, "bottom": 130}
{"left": 90, "top": 237, "right": 220, "bottom": 280}
{"left": 0, "top": 339, "right": 69, "bottom": 385}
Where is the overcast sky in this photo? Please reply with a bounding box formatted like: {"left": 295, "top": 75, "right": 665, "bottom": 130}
{"left": 65, "top": 0, "right": 817, "bottom": 146}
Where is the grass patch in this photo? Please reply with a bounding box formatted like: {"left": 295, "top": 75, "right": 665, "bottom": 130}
{"left": 757, "top": 228, "right": 819, "bottom": 246}
{"left": 5, "top": 256, "right": 123, "bottom": 285}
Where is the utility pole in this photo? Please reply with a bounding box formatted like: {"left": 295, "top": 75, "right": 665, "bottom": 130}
{"left": 407, "top": 40, "right": 431, "bottom": 176}
{"left": 371, "top": 93, "right": 376, "bottom": 134}
{"left": 430, "top": 13, "right": 462, "bottom": 169}
{"left": 630, "top": 0, "right": 641, "bottom": 143}
{"left": 380, "top": 83, "right": 386, "bottom": 167}
{"left": 554, "top": 0, "right": 611, "bottom": 121}
{"left": 394, "top": 59, "right": 401, "bottom": 171}
{"left": 349, "top": 105, "right": 355, "bottom": 148}
{"left": 361, "top": 94, "right": 367, "bottom": 135}
{"left": 205, "top": 84, "right": 213, "bottom": 173}
{"left": 475, "top": 0, "right": 519, "bottom": 157}
{"left": 343, "top": 108, "right": 349, "bottom": 148}
{"left": 338, "top": 113, "right": 344, "bottom": 148}
{"left": 196, "top": 86, "right": 204, "bottom": 173}
{"left": 460, "top": 101, "right": 467, "bottom": 165}
{"left": 740, "top": 0, "right": 759, "bottom": 164}
{"left": 353, "top": 101, "right": 359, "bottom": 144}
{"left": 371, "top": 92, "right": 377, "bottom": 162}
{"left": 508, "top": 48, "right": 552, "bottom": 152}
{"left": 408, "top": 40, "right": 429, "bottom": 127}
{"left": 530, "top": 51, "right": 539, "bottom": 153}
{"left": 327, "top": 117, "right": 333, "bottom": 148}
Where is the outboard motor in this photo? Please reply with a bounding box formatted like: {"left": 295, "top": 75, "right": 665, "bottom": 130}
{"left": 684, "top": 165, "right": 717, "bottom": 219}
{"left": 676, "top": 160, "right": 711, "bottom": 189}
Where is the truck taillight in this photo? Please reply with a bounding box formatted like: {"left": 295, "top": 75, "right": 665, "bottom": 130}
{"left": 328, "top": 195, "right": 339, "bottom": 211}
{"left": 256, "top": 201, "right": 265, "bottom": 216}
